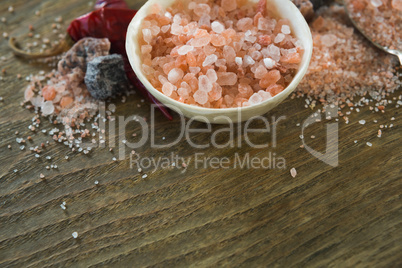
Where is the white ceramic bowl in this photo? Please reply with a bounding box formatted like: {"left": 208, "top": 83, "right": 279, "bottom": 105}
{"left": 126, "top": 0, "right": 313, "bottom": 123}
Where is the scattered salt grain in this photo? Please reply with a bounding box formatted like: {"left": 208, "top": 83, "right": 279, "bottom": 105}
{"left": 142, "top": 174, "right": 148, "bottom": 179}
{"left": 72, "top": 232, "right": 78, "bottom": 239}
{"left": 359, "top": 120, "right": 366, "bottom": 125}
{"left": 290, "top": 168, "right": 297, "bottom": 178}
{"left": 366, "top": 142, "right": 373, "bottom": 147}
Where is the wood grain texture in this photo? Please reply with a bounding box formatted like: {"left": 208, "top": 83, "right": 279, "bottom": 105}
{"left": 0, "top": 0, "right": 401, "bottom": 267}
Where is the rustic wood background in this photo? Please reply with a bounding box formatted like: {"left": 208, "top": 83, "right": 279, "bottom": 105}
{"left": 0, "top": 0, "right": 401, "bottom": 267}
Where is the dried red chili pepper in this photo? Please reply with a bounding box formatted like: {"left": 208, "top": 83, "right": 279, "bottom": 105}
{"left": 9, "top": 0, "right": 173, "bottom": 120}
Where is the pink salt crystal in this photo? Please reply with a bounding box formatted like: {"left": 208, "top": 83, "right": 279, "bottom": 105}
{"left": 259, "top": 69, "right": 281, "bottom": 88}
{"left": 189, "top": 67, "right": 201, "bottom": 74}
{"left": 162, "top": 82, "right": 175, "bottom": 96}
{"left": 222, "top": 46, "right": 236, "bottom": 64}
{"left": 224, "top": 94, "right": 234, "bottom": 106}
{"left": 238, "top": 83, "right": 252, "bottom": 95}
{"left": 253, "top": 43, "right": 262, "bottom": 50}
{"left": 245, "top": 34, "right": 257, "bottom": 43}
{"left": 142, "top": 64, "right": 154, "bottom": 76}
{"left": 209, "top": 83, "right": 222, "bottom": 101}
{"left": 211, "top": 21, "right": 225, "bottom": 33}
{"left": 321, "top": 34, "right": 337, "bottom": 47}
{"left": 173, "top": 14, "right": 182, "bottom": 24}
{"left": 215, "top": 59, "right": 227, "bottom": 67}
{"left": 254, "top": 65, "right": 268, "bottom": 79}
{"left": 194, "top": 4, "right": 211, "bottom": 17}
{"left": 193, "top": 90, "right": 208, "bottom": 105}
{"left": 274, "top": 33, "right": 285, "bottom": 43}
{"left": 250, "top": 51, "right": 262, "bottom": 61}
{"left": 206, "top": 69, "right": 218, "bottom": 82}
{"left": 281, "top": 52, "right": 301, "bottom": 64}
{"left": 198, "top": 75, "right": 213, "bottom": 92}
{"left": 142, "top": 20, "right": 152, "bottom": 29}
{"left": 217, "top": 72, "right": 237, "bottom": 86}
{"left": 142, "top": 29, "right": 152, "bottom": 44}
{"left": 258, "top": 18, "right": 274, "bottom": 31}
{"left": 258, "top": 35, "right": 271, "bottom": 46}
{"left": 267, "top": 44, "right": 281, "bottom": 61}
{"left": 392, "top": 0, "right": 402, "bottom": 11}
{"left": 162, "top": 61, "right": 175, "bottom": 75}
{"left": 203, "top": 45, "right": 217, "bottom": 55}
{"left": 24, "top": 86, "right": 34, "bottom": 101}
{"left": 221, "top": 0, "right": 237, "bottom": 12}
{"left": 161, "top": 25, "right": 170, "bottom": 33}
{"left": 158, "top": 75, "right": 168, "bottom": 84}
{"left": 178, "top": 45, "right": 194, "bottom": 55}
{"left": 203, "top": 54, "right": 218, "bottom": 66}
{"left": 188, "top": 2, "right": 197, "bottom": 10}
{"left": 281, "top": 25, "right": 291, "bottom": 34}
{"left": 290, "top": 167, "right": 297, "bottom": 178}
{"left": 210, "top": 34, "right": 226, "bottom": 47}
{"left": 141, "top": 45, "right": 152, "bottom": 54}
{"left": 243, "top": 55, "right": 255, "bottom": 67}
{"left": 249, "top": 93, "right": 263, "bottom": 105}
{"left": 41, "top": 101, "right": 55, "bottom": 115}
{"left": 263, "top": 58, "right": 276, "bottom": 69}
{"left": 258, "top": 90, "right": 272, "bottom": 100}
{"left": 150, "top": 25, "right": 161, "bottom": 36}
{"left": 168, "top": 68, "right": 184, "bottom": 84}
{"left": 237, "top": 18, "right": 253, "bottom": 32}
{"left": 235, "top": 57, "right": 243, "bottom": 66}
{"left": 191, "top": 30, "right": 211, "bottom": 47}
{"left": 171, "top": 23, "right": 184, "bottom": 36}
{"left": 198, "top": 14, "right": 211, "bottom": 27}
{"left": 370, "top": 0, "right": 383, "bottom": 8}
{"left": 31, "top": 96, "right": 44, "bottom": 107}
{"left": 178, "top": 87, "right": 190, "bottom": 99}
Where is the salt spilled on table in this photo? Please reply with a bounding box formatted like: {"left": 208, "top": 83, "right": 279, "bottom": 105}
{"left": 295, "top": 5, "right": 401, "bottom": 109}
{"left": 290, "top": 167, "right": 297, "bottom": 178}
{"left": 139, "top": 0, "right": 303, "bottom": 108}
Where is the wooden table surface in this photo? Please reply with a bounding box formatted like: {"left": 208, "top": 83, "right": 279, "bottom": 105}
{"left": 0, "top": 0, "right": 401, "bottom": 267}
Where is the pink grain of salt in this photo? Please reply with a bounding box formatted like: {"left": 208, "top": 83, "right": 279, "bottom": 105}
{"left": 139, "top": 0, "right": 303, "bottom": 108}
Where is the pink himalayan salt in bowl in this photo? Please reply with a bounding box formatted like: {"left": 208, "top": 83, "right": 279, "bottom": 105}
{"left": 126, "top": 0, "right": 313, "bottom": 123}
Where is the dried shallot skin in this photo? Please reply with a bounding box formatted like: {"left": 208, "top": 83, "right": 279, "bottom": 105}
{"left": 58, "top": 37, "right": 111, "bottom": 75}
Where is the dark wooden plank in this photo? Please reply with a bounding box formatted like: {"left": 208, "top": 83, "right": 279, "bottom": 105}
{"left": 0, "top": 0, "right": 401, "bottom": 267}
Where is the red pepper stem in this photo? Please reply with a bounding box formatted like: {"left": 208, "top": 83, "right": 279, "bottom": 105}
{"left": 9, "top": 35, "right": 75, "bottom": 59}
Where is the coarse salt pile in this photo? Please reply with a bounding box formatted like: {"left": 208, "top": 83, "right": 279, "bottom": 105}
{"left": 295, "top": 5, "right": 401, "bottom": 108}
{"left": 140, "top": 0, "right": 303, "bottom": 108}
{"left": 345, "top": 0, "right": 402, "bottom": 51}
{"left": 24, "top": 38, "right": 110, "bottom": 137}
